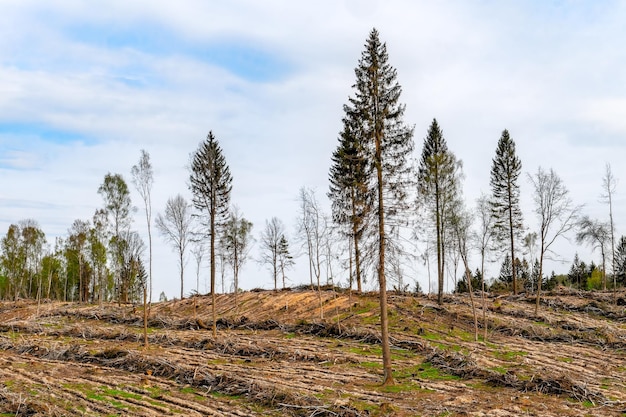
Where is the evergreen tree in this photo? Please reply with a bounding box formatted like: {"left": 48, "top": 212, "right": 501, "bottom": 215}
{"left": 490, "top": 130, "right": 524, "bottom": 294}
{"left": 614, "top": 236, "right": 626, "bottom": 286}
{"left": 189, "top": 131, "right": 232, "bottom": 337}
{"left": 328, "top": 111, "right": 370, "bottom": 293}
{"left": 277, "top": 234, "right": 294, "bottom": 289}
{"left": 417, "top": 119, "right": 461, "bottom": 305}
{"left": 568, "top": 253, "right": 586, "bottom": 289}
{"left": 498, "top": 253, "right": 513, "bottom": 285}
{"left": 344, "top": 28, "right": 414, "bottom": 385}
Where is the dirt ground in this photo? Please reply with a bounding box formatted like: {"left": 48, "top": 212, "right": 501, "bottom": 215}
{"left": 0, "top": 287, "right": 625, "bottom": 416}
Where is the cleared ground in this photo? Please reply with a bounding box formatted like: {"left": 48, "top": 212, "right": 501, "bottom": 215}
{"left": 0, "top": 287, "right": 625, "bottom": 416}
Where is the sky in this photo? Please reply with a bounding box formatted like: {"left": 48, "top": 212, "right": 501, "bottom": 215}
{"left": 1, "top": 0, "right": 625, "bottom": 299}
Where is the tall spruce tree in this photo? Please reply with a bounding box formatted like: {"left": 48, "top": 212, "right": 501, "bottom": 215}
{"left": 490, "top": 130, "right": 524, "bottom": 294}
{"left": 328, "top": 110, "right": 370, "bottom": 293}
{"left": 344, "top": 28, "right": 414, "bottom": 385}
{"left": 417, "top": 119, "right": 461, "bottom": 305}
{"left": 189, "top": 132, "right": 232, "bottom": 337}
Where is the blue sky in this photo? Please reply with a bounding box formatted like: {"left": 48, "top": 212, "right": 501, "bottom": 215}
{"left": 1, "top": 0, "right": 626, "bottom": 298}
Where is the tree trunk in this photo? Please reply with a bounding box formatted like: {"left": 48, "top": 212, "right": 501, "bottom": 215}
{"left": 508, "top": 186, "right": 517, "bottom": 295}
{"left": 143, "top": 282, "right": 148, "bottom": 347}
{"left": 535, "top": 241, "right": 545, "bottom": 316}
{"left": 180, "top": 249, "right": 184, "bottom": 300}
{"left": 210, "top": 206, "right": 217, "bottom": 338}
{"left": 376, "top": 134, "right": 394, "bottom": 386}
{"left": 481, "top": 253, "right": 487, "bottom": 342}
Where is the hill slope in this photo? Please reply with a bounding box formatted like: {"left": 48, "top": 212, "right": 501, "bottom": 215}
{"left": 0, "top": 288, "right": 625, "bottom": 416}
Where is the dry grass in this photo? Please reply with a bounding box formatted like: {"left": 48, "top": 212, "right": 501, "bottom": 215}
{"left": 0, "top": 288, "right": 625, "bottom": 416}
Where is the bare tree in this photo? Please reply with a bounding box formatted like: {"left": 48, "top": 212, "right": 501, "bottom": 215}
{"left": 474, "top": 194, "right": 494, "bottom": 341}
{"left": 576, "top": 216, "right": 610, "bottom": 290}
{"left": 131, "top": 150, "right": 154, "bottom": 308}
{"left": 259, "top": 217, "right": 284, "bottom": 291}
{"left": 156, "top": 194, "right": 193, "bottom": 300}
{"left": 600, "top": 163, "right": 618, "bottom": 300}
{"left": 190, "top": 240, "right": 205, "bottom": 294}
{"left": 528, "top": 167, "right": 579, "bottom": 315}
{"left": 450, "top": 200, "right": 479, "bottom": 341}
{"left": 220, "top": 206, "right": 253, "bottom": 310}
{"left": 296, "top": 187, "right": 325, "bottom": 318}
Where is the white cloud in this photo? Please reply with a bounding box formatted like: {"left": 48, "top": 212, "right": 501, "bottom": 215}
{"left": 0, "top": 1, "right": 625, "bottom": 297}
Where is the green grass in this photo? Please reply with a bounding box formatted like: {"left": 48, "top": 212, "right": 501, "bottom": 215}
{"left": 210, "top": 391, "right": 243, "bottom": 400}
{"left": 396, "top": 362, "right": 461, "bottom": 381}
{"left": 180, "top": 386, "right": 197, "bottom": 395}
{"left": 494, "top": 349, "right": 528, "bottom": 361}
{"left": 422, "top": 331, "right": 443, "bottom": 341}
{"left": 489, "top": 366, "right": 509, "bottom": 375}
{"left": 379, "top": 382, "right": 425, "bottom": 393}
{"left": 359, "top": 361, "right": 383, "bottom": 369}
{"left": 102, "top": 388, "right": 142, "bottom": 400}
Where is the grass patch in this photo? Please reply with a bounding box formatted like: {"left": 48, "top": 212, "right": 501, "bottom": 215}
{"left": 180, "top": 386, "right": 197, "bottom": 395}
{"left": 378, "top": 381, "right": 424, "bottom": 393}
{"left": 210, "top": 391, "right": 243, "bottom": 400}
{"left": 557, "top": 357, "right": 573, "bottom": 363}
{"left": 494, "top": 349, "right": 528, "bottom": 361}
{"left": 359, "top": 361, "right": 383, "bottom": 370}
{"left": 422, "top": 331, "right": 443, "bottom": 341}
{"left": 489, "top": 366, "right": 509, "bottom": 375}
{"left": 102, "top": 388, "right": 142, "bottom": 400}
{"left": 396, "top": 362, "right": 460, "bottom": 381}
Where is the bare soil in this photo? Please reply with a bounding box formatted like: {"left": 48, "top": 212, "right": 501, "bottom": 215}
{"left": 0, "top": 287, "right": 625, "bottom": 416}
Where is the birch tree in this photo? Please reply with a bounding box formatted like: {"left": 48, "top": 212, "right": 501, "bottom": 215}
{"left": 528, "top": 167, "right": 579, "bottom": 315}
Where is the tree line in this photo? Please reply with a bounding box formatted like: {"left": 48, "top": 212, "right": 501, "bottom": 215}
{"left": 0, "top": 141, "right": 296, "bottom": 317}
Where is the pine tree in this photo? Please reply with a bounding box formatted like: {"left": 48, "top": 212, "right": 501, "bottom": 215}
{"left": 417, "top": 119, "right": 461, "bottom": 305}
{"left": 189, "top": 132, "right": 232, "bottom": 337}
{"left": 277, "top": 234, "right": 294, "bottom": 289}
{"left": 345, "top": 28, "right": 414, "bottom": 385}
{"left": 490, "top": 130, "right": 524, "bottom": 294}
{"left": 328, "top": 112, "right": 370, "bottom": 293}
{"left": 614, "top": 236, "right": 626, "bottom": 285}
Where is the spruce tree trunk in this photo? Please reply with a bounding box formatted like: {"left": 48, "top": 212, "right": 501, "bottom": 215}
{"left": 508, "top": 187, "right": 517, "bottom": 295}
{"left": 210, "top": 205, "right": 217, "bottom": 338}
{"left": 376, "top": 134, "right": 394, "bottom": 386}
